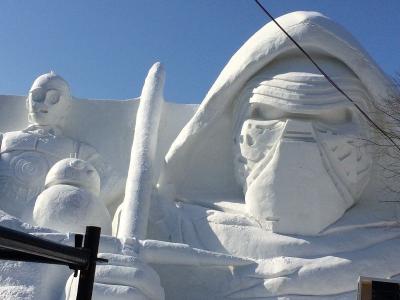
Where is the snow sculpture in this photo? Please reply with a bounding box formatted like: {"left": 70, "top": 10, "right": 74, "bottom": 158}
{"left": 150, "top": 11, "right": 399, "bottom": 299}
{"left": 0, "top": 72, "right": 123, "bottom": 222}
{"left": 33, "top": 158, "right": 112, "bottom": 234}
{"left": 0, "top": 10, "right": 399, "bottom": 300}
{"left": 232, "top": 54, "right": 373, "bottom": 234}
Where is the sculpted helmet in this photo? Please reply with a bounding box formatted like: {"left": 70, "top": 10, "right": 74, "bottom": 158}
{"left": 232, "top": 54, "right": 373, "bottom": 234}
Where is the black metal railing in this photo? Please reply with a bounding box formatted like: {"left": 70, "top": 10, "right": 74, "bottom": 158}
{"left": 0, "top": 225, "right": 106, "bottom": 300}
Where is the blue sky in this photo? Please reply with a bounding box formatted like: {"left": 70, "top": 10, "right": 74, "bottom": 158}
{"left": 0, "top": 0, "right": 399, "bottom": 103}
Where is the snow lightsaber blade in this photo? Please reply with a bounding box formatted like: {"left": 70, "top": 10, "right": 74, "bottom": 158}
{"left": 117, "top": 62, "right": 165, "bottom": 240}
{"left": 115, "top": 63, "right": 253, "bottom": 267}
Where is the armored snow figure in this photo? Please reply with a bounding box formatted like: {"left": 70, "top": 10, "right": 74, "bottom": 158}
{"left": 0, "top": 10, "right": 399, "bottom": 300}
{"left": 33, "top": 158, "right": 112, "bottom": 235}
{"left": 0, "top": 72, "right": 123, "bottom": 221}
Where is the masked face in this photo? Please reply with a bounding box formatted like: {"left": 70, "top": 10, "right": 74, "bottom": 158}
{"left": 233, "top": 100, "right": 372, "bottom": 235}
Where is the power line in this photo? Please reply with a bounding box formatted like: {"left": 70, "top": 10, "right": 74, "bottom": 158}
{"left": 254, "top": 0, "right": 400, "bottom": 152}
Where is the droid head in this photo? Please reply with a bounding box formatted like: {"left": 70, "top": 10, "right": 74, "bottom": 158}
{"left": 45, "top": 158, "right": 100, "bottom": 196}
{"left": 27, "top": 72, "right": 71, "bottom": 126}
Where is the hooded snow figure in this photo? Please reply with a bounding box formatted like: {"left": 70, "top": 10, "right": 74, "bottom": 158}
{"left": 157, "top": 11, "right": 389, "bottom": 235}
{"left": 152, "top": 11, "right": 400, "bottom": 300}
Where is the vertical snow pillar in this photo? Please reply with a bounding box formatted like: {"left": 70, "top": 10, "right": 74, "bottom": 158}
{"left": 118, "top": 62, "right": 165, "bottom": 239}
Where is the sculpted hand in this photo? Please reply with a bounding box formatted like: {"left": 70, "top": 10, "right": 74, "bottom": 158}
{"left": 64, "top": 253, "right": 165, "bottom": 300}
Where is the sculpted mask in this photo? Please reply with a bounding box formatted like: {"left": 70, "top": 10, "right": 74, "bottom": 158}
{"left": 233, "top": 55, "right": 373, "bottom": 235}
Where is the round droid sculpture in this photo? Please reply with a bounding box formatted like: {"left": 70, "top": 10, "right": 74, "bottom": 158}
{"left": 33, "top": 158, "right": 112, "bottom": 234}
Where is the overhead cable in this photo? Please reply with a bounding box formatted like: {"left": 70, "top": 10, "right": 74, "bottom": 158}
{"left": 253, "top": 0, "right": 400, "bottom": 152}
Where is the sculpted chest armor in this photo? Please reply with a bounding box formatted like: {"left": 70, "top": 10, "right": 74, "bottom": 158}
{"left": 0, "top": 129, "right": 85, "bottom": 217}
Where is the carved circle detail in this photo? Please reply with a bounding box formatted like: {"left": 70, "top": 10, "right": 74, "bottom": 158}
{"left": 11, "top": 152, "right": 50, "bottom": 185}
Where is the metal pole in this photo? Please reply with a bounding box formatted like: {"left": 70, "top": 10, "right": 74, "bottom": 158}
{"left": 76, "top": 226, "right": 101, "bottom": 300}
{"left": 0, "top": 225, "right": 89, "bottom": 267}
{"left": 0, "top": 248, "right": 72, "bottom": 265}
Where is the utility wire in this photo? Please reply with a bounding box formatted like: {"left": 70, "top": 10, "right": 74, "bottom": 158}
{"left": 254, "top": 0, "right": 400, "bottom": 152}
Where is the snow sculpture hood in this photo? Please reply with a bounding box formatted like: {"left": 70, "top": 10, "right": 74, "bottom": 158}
{"left": 159, "top": 11, "right": 395, "bottom": 203}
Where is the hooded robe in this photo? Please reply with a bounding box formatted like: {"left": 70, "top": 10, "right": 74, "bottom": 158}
{"left": 148, "top": 11, "right": 400, "bottom": 300}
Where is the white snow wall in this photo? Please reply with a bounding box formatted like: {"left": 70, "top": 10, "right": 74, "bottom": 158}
{"left": 0, "top": 94, "right": 198, "bottom": 181}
